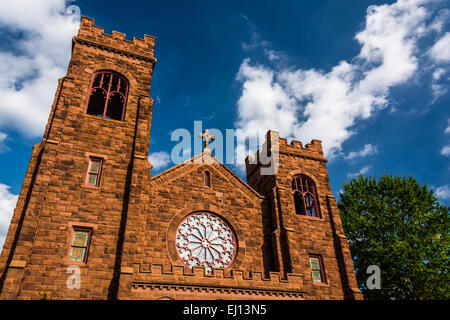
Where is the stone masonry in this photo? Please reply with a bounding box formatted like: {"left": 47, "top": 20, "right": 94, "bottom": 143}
{"left": 0, "top": 17, "right": 362, "bottom": 300}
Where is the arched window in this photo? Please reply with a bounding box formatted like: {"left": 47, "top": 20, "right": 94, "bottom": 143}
{"left": 204, "top": 171, "right": 211, "bottom": 187}
{"left": 85, "top": 71, "right": 129, "bottom": 121}
{"left": 292, "top": 174, "right": 320, "bottom": 218}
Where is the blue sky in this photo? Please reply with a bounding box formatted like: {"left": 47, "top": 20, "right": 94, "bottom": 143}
{"left": 0, "top": 0, "right": 449, "bottom": 248}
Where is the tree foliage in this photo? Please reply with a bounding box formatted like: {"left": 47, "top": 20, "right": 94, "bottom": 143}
{"left": 338, "top": 174, "right": 449, "bottom": 300}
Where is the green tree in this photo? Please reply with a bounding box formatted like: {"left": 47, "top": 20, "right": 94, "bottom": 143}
{"left": 338, "top": 174, "right": 449, "bottom": 300}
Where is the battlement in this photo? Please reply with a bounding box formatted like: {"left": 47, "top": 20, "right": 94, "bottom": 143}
{"left": 74, "top": 16, "right": 156, "bottom": 61}
{"left": 127, "top": 264, "right": 305, "bottom": 299}
{"left": 245, "top": 130, "right": 326, "bottom": 178}
{"left": 279, "top": 137, "right": 324, "bottom": 156}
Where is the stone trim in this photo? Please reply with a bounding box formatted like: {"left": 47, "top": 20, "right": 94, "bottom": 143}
{"left": 284, "top": 169, "right": 327, "bottom": 220}
{"left": 78, "top": 62, "right": 145, "bottom": 125}
{"left": 67, "top": 222, "right": 98, "bottom": 230}
{"left": 61, "top": 223, "right": 97, "bottom": 267}
{"left": 84, "top": 152, "right": 108, "bottom": 160}
{"left": 82, "top": 113, "right": 129, "bottom": 125}
{"left": 132, "top": 282, "right": 304, "bottom": 298}
{"left": 150, "top": 152, "right": 263, "bottom": 200}
{"left": 279, "top": 150, "right": 327, "bottom": 163}
{"left": 9, "top": 260, "right": 27, "bottom": 268}
{"left": 121, "top": 267, "right": 134, "bottom": 274}
{"left": 131, "top": 264, "right": 305, "bottom": 299}
{"left": 73, "top": 37, "right": 156, "bottom": 63}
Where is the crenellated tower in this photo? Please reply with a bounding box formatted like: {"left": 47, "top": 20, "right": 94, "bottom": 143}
{"left": 0, "top": 17, "right": 156, "bottom": 299}
{"left": 246, "top": 131, "right": 362, "bottom": 299}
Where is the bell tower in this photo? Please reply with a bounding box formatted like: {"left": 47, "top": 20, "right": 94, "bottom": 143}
{"left": 245, "top": 131, "right": 362, "bottom": 299}
{"left": 0, "top": 17, "right": 156, "bottom": 299}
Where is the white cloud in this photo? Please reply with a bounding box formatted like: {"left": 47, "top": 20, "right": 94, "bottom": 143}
{"left": 264, "top": 48, "right": 287, "bottom": 62}
{"left": 234, "top": 59, "right": 298, "bottom": 164}
{"left": 429, "top": 32, "right": 450, "bottom": 62}
{"left": 148, "top": 151, "right": 171, "bottom": 170}
{"left": 235, "top": 0, "right": 448, "bottom": 161}
{"left": 0, "top": 0, "right": 79, "bottom": 137}
{"left": 441, "top": 144, "right": 450, "bottom": 156}
{"left": 431, "top": 68, "right": 449, "bottom": 101}
{"left": 347, "top": 166, "right": 371, "bottom": 179}
{"left": 428, "top": 8, "right": 449, "bottom": 33}
{"left": 0, "top": 183, "right": 18, "bottom": 251}
{"left": 344, "top": 144, "right": 378, "bottom": 161}
{"left": 440, "top": 120, "right": 450, "bottom": 157}
{"left": 434, "top": 184, "right": 450, "bottom": 201}
{"left": 433, "top": 68, "right": 447, "bottom": 80}
{"left": 0, "top": 131, "right": 9, "bottom": 153}
{"left": 431, "top": 82, "right": 448, "bottom": 103}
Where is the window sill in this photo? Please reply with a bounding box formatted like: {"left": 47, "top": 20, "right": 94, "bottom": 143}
{"left": 312, "top": 281, "right": 329, "bottom": 287}
{"left": 63, "top": 261, "right": 89, "bottom": 268}
{"left": 83, "top": 113, "right": 126, "bottom": 124}
{"left": 81, "top": 185, "right": 101, "bottom": 190}
{"left": 296, "top": 215, "right": 325, "bottom": 222}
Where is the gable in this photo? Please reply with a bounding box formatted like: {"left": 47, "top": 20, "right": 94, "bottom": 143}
{"left": 149, "top": 153, "right": 263, "bottom": 202}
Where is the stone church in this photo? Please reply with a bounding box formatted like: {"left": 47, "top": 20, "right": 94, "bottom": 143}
{"left": 0, "top": 17, "right": 362, "bottom": 300}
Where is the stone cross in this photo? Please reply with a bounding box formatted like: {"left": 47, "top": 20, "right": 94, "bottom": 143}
{"left": 199, "top": 129, "right": 215, "bottom": 151}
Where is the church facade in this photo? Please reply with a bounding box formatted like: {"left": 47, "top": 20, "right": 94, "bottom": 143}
{"left": 0, "top": 17, "right": 362, "bottom": 300}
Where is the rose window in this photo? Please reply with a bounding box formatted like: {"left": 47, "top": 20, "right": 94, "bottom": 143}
{"left": 175, "top": 212, "right": 237, "bottom": 273}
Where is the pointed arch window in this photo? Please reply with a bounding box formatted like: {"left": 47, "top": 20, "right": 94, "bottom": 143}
{"left": 85, "top": 71, "right": 129, "bottom": 121}
{"left": 292, "top": 174, "right": 320, "bottom": 218}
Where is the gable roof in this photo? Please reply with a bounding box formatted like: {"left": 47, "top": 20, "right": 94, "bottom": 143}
{"left": 149, "top": 152, "right": 263, "bottom": 200}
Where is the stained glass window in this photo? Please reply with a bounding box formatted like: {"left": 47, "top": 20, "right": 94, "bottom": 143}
{"left": 68, "top": 229, "right": 91, "bottom": 263}
{"left": 175, "top": 212, "right": 237, "bottom": 274}
{"left": 292, "top": 174, "right": 320, "bottom": 217}
{"left": 309, "top": 255, "right": 325, "bottom": 283}
{"left": 86, "top": 71, "right": 129, "bottom": 121}
{"left": 86, "top": 158, "right": 102, "bottom": 187}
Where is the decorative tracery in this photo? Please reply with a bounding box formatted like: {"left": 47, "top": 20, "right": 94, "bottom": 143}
{"left": 175, "top": 212, "right": 237, "bottom": 273}
{"left": 292, "top": 174, "right": 320, "bottom": 218}
{"left": 85, "top": 71, "right": 129, "bottom": 121}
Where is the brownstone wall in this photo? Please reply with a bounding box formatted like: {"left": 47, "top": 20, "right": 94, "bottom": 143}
{"left": 128, "top": 265, "right": 305, "bottom": 300}
{"left": 0, "top": 17, "right": 155, "bottom": 299}
{"left": 0, "top": 17, "right": 361, "bottom": 300}
{"left": 246, "top": 131, "right": 362, "bottom": 299}
{"left": 124, "top": 157, "right": 266, "bottom": 271}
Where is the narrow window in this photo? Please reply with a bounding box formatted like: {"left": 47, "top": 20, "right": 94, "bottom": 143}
{"left": 204, "top": 171, "right": 211, "bottom": 187}
{"left": 68, "top": 229, "right": 92, "bottom": 263}
{"left": 86, "top": 71, "right": 129, "bottom": 121}
{"left": 86, "top": 158, "right": 102, "bottom": 187}
{"left": 292, "top": 174, "right": 320, "bottom": 217}
{"left": 309, "top": 255, "right": 325, "bottom": 283}
{"left": 293, "top": 192, "right": 305, "bottom": 215}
